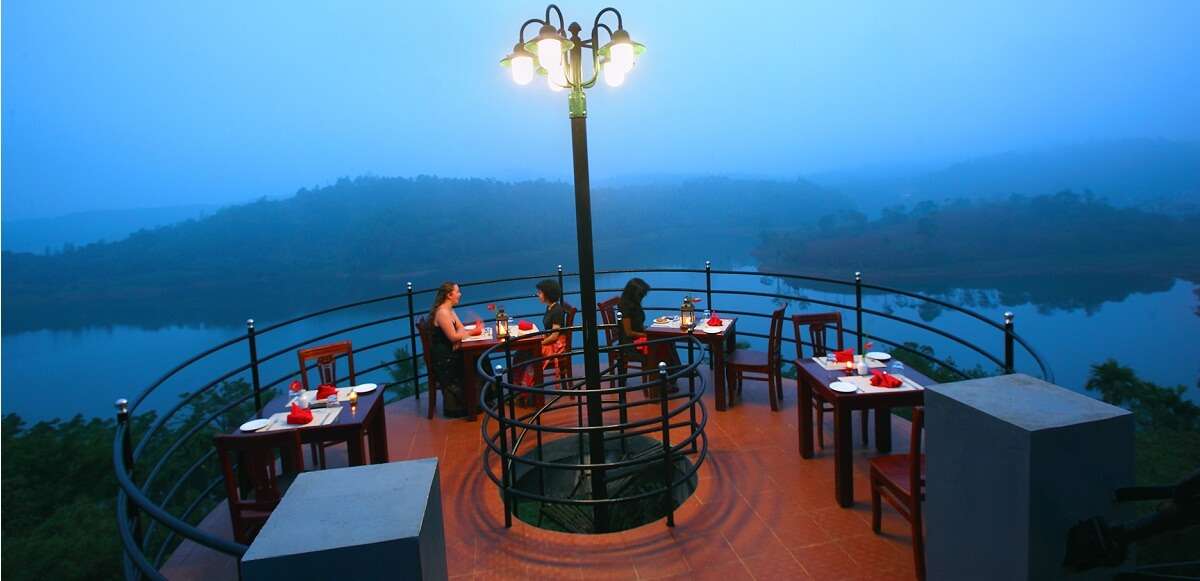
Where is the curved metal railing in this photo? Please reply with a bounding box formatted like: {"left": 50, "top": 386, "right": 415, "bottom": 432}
{"left": 477, "top": 326, "right": 708, "bottom": 531}
{"left": 112, "top": 264, "right": 1051, "bottom": 579}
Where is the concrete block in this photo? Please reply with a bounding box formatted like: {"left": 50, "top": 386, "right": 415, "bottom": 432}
{"left": 242, "top": 457, "right": 447, "bottom": 581}
{"left": 925, "top": 374, "right": 1133, "bottom": 580}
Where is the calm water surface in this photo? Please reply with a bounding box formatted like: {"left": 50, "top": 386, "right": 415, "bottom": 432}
{"left": 3, "top": 272, "right": 1197, "bottom": 421}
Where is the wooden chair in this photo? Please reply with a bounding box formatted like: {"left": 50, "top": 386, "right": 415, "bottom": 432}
{"left": 546, "top": 304, "right": 577, "bottom": 382}
{"left": 870, "top": 406, "right": 926, "bottom": 581}
{"left": 598, "top": 296, "right": 644, "bottom": 375}
{"left": 417, "top": 317, "right": 440, "bottom": 419}
{"left": 297, "top": 341, "right": 355, "bottom": 468}
{"left": 792, "top": 313, "right": 870, "bottom": 448}
{"left": 725, "top": 305, "right": 787, "bottom": 411}
{"left": 214, "top": 430, "right": 304, "bottom": 545}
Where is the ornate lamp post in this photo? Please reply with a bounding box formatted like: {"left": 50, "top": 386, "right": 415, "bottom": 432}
{"left": 500, "top": 4, "right": 643, "bottom": 531}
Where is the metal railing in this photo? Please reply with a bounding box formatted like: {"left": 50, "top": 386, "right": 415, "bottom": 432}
{"left": 477, "top": 326, "right": 708, "bottom": 532}
{"left": 112, "top": 264, "right": 1051, "bottom": 579}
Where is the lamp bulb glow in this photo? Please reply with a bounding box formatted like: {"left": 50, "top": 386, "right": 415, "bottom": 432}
{"left": 510, "top": 54, "right": 534, "bottom": 85}
{"left": 610, "top": 41, "right": 635, "bottom": 74}
{"left": 603, "top": 64, "right": 625, "bottom": 87}
{"left": 536, "top": 36, "right": 562, "bottom": 70}
{"left": 548, "top": 76, "right": 564, "bottom": 92}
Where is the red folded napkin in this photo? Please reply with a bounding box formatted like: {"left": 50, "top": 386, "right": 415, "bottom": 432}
{"left": 633, "top": 336, "right": 650, "bottom": 355}
{"left": 287, "top": 402, "right": 313, "bottom": 424}
{"left": 517, "top": 320, "right": 533, "bottom": 331}
{"left": 706, "top": 312, "right": 721, "bottom": 326}
{"left": 834, "top": 348, "right": 855, "bottom": 363}
{"left": 870, "top": 370, "right": 903, "bottom": 388}
{"left": 316, "top": 383, "right": 338, "bottom": 400}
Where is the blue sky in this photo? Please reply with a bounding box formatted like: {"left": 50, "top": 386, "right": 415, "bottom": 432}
{"left": 3, "top": 1, "right": 1199, "bottom": 219}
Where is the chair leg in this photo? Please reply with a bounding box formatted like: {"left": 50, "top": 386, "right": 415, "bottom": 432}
{"left": 768, "top": 372, "right": 780, "bottom": 412}
{"left": 427, "top": 382, "right": 436, "bottom": 419}
{"left": 912, "top": 510, "right": 926, "bottom": 581}
{"left": 318, "top": 444, "right": 327, "bottom": 469}
{"left": 870, "top": 478, "right": 883, "bottom": 533}
{"left": 816, "top": 404, "right": 825, "bottom": 449}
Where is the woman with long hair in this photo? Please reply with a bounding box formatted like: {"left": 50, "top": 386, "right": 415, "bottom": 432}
{"left": 429, "top": 281, "right": 481, "bottom": 418}
{"left": 616, "top": 277, "right": 680, "bottom": 392}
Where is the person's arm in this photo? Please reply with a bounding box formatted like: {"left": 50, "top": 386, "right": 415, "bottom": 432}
{"left": 621, "top": 318, "right": 646, "bottom": 339}
{"left": 437, "top": 309, "right": 475, "bottom": 342}
{"left": 542, "top": 323, "right": 562, "bottom": 345}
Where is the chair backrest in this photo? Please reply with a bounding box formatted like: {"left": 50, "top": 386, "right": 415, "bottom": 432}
{"left": 768, "top": 305, "right": 788, "bottom": 368}
{"left": 910, "top": 406, "right": 925, "bottom": 501}
{"left": 214, "top": 430, "right": 304, "bottom": 544}
{"left": 416, "top": 317, "right": 436, "bottom": 388}
{"left": 791, "top": 312, "right": 845, "bottom": 360}
{"left": 297, "top": 340, "right": 355, "bottom": 390}
{"left": 597, "top": 296, "right": 621, "bottom": 346}
{"left": 562, "top": 303, "right": 578, "bottom": 351}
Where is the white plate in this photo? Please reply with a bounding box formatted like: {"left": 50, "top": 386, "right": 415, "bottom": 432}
{"left": 353, "top": 383, "right": 378, "bottom": 394}
{"left": 240, "top": 418, "right": 270, "bottom": 432}
{"left": 829, "top": 381, "right": 858, "bottom": 393}
{"left": 702, "top": 326, "right": 720, "bottom": 334}
{"left": 866, "top": 351, "right": 891, "bottom": 361}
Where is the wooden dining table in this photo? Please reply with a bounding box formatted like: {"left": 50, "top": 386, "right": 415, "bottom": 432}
{"left": 795, "top": 357, "right": 933, "bottom": 507}
{"left": 457, "top": 324, "right": 546, "bottom": 420}
{"left": 646, "top": 318, "right": 737, "bottom": 411}
{"left": 230, "top": 385, "right": 389, "bottom": 467}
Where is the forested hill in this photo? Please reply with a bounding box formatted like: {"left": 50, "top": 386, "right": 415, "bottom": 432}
{"left": 1, "top": 175, "right": 847, "bottom": 332}
{"left": 754, "top": 192, "right": 1200, "bottom": 305}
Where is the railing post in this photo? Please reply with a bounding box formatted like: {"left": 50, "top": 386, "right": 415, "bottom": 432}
{"left": 657, "top": 362, "right": 675, "bottom": 527}
{"left": 246, "top": 319, "right": 263, "bottom": 417}
{"left": 493, "top": 363, "right": 513, "bottom": 528}
{"left": 686, "top": 331, "right": 697, "bottom": 454}
{"left": 556, "top": 264, "right": 564, "bottom": 299}
{"left": 854, "top": 272, "right": 864, "bottom": 353}
{"left": 704, "top": 260, "right": 713, "bottom": 308}
{"left": 116, "top": 398, "right": 143, "bottom": 547}
{"left": 1004, "top": 311, "right": 1015, "bottom": 374}
{"left": 407, "top": 282, "right": 420, "bottom": 400}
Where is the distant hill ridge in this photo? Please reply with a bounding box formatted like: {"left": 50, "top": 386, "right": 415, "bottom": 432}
{"left": 810, "top": 139, "right": 1200, "bottom": 212}
{"left": 0, "top": 175, "right": 844, "bottom": 332}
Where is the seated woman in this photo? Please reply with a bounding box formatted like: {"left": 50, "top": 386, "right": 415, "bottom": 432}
{"left": 615, "top": 277, "right": 681, "bottom": 393}
{"left": 513, "top": 279, "right": 571, "bottom": 394}
{"left": 430, "top": 281, "right": 482, "bottom": 418}
{"left": 537, "top": 279, "right": 570, "bottom": 377}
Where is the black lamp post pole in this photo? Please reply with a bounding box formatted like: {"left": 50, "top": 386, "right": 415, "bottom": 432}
{"left": 565, "top": 21, "right": 610, "bottom": 533}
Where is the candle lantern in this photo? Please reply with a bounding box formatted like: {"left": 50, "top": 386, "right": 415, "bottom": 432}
{"left": 496, "top": 305, "right": 510, "bottom": 338}
{"left": 680, "top": 295, "right": 696, "bottom": 329}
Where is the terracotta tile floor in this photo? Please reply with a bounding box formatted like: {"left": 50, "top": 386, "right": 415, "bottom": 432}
{"left": 162, "top": 370, "right": 919, "bottom": 580}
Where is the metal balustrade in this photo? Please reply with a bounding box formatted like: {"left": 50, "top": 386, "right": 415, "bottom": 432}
{"left": 112, "top": 265, "right": 1050, "bottom": 579}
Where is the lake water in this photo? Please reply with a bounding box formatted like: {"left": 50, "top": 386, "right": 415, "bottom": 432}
{"left": 2, "top": 270, "right": 1198, "bottom": 421}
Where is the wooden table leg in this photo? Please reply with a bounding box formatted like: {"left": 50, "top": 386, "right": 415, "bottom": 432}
{"left": 346, "top": 429, "right": 366, "bottom": 466}
{"left": 463, "top": 352, "right": 479, "bottom": 421}
{"left": 799, "top": 375, "right": 814, "bottom": 459}
{"left": 369, "top": 400, "right": 390, "bottom": 463}
{"left": 874, "top": 406, "right": 893, "bottom": 454}
{"left": 712, "top": 343, "right": 728, "bottom": 411}
{"left": 834, "top": 402, "right": 854, "bottom": 507}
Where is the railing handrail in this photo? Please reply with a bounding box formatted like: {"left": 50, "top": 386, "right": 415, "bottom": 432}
{"left": 113, "top": 264, "right": 1052, "bottom": 577}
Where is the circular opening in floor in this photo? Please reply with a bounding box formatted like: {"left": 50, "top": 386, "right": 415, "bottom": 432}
{"left": 506, "top": 433, "right": 698, "bottom": 534}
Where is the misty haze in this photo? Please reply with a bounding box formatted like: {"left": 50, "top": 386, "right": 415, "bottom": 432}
{"left": 2, "top": 2, "right": 1198, "bottom": 580}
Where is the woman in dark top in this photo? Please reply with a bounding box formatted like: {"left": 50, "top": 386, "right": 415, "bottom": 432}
{"left": 429, "top": 281, "right": 482, "bottom": 418}
{"left": 616, "top": 278, "right": 680, "bottom": 390}
{"left": 537, "top": 279, "right": 568, "bottom": 374}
